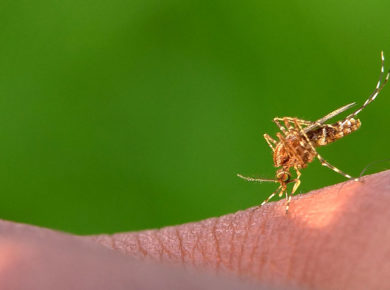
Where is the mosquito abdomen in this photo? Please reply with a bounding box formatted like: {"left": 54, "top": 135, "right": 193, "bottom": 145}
{"left": 308, "top": 118, "right": 361, "bottom": 146}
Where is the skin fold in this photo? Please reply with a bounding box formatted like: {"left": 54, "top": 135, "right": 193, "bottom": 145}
{"left": 1, "top": 170, "right": 390, "bottom": 289}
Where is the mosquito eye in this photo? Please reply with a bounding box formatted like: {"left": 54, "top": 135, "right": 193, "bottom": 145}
{"left": 277, "top": 172, "right": 290, "bottom": 182}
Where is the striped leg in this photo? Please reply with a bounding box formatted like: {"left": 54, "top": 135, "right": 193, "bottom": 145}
{"left": 274, "top": 117, "right": 313, "bottom": 126}
{"left": 285, "top": 195, "right": 292, "bottom": 214}
{"left": 261, "top": 185, "right": 282, "bottom": 206}
{"left": 284, "top": 168, "right": 302, "bottom": 214}
{"left": 344, "top": 51, "right": 390, "bottom": 122}
{"left": 274, "top": 117, "right": 313, "bottom": 135}
{"left": 264, "top": 133, "right": 277, "bottom": 152}
{"left": 292, "top": 167, "right": 302, "bottom": 194}
{"left": 273, "top": 118, "right": 288, "bottom": 135}
{"left": 316, "top": 155, "right": 355, "bottom": 180}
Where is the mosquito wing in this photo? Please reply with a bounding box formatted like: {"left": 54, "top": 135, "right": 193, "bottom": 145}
{"left": 303, "top": 102, "right": 356, "bottom": 133}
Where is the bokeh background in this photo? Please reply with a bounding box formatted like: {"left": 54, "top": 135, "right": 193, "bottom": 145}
{"left": 0, "top": 0, "right": 389, "bottom": 234}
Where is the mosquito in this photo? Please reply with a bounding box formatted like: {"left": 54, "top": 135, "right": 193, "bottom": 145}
{"left": 238, "top": 51, "right": 390, "bottom": 213}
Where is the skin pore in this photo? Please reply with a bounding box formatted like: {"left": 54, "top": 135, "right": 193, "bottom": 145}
{"left": 1, "top": 170, "right": 390, "bottom": 289}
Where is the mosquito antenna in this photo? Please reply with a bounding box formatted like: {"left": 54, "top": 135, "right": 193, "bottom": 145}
{"left": 343, "top": 51, "right": 390, "bottom": 123}
{"left": 237, "top": 173, "right": 277, "bottom": 183}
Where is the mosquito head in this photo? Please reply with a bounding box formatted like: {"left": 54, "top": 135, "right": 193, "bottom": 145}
{"left": 276, "top": 168, "right": 291, "bottom": 184}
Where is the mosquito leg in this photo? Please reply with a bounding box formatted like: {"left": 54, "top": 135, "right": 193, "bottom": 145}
{"left": 293, "top": 119, "right": 356, "bottom": 180}
{"left": 282, "top": 169, "right": 302, "bottom": 214}
{"left": 276, "top": 132, "right": 292, "bottom": 157}
{"left": 264, "top": 134, "right": 277, "bottom": 152}
{"left": 260, "top": 185, "right": 282, "bottom": 206}
{"left": 283, "top": 117, "right": 294, "bottom": 130}
{"left": 275, "top": 117, "right": 313, "bottom": 132}
{"left": 292, "top": 167, "right": 302, "bottom": 194}
{"left": 316, "top": 155, "right": 356, "bottom": 180}
{"left": 273, "top": 118, "right": 288, "bottom": 135}
{"left": 274, "top": 117, "right": 313, "bottom": 126}
{"left": 285, "top": 194, "right": 292, "bottom": 214}
{"left": 344, "top": 51, "right": 390, "bottom": 121}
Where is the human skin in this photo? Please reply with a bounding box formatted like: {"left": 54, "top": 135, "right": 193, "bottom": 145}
{"left": 0, "top": 170, "right": 389, "bottom": 289}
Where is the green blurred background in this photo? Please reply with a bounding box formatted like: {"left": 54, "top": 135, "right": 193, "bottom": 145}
{"left": 0, "top": 0, "right": 389, "bottom": 234}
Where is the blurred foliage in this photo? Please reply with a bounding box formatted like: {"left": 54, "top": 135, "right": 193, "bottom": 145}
{"left": 0, "top": 0, "right": 389, "bottom": 234}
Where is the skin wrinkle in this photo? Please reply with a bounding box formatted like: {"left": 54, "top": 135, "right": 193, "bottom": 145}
{"left": 292, "top": 219, "right": 310, "bottom": 283}
{"left": 284, "top": 215, "right": 301, "bottom": 281}
{"left": 113, "top": 234, "right": 143, "bottom": 259}
{"left": 188, "top": 223, "right": 203, "bottom": 268}
{"left": 175, "top": 227, "right": 186, "bottom": 266}
{"left": 280, "top": 218, "right": 299, "bottom": 280}
{"left": 111, "top": 235, "right": 126, "bottom": 257}
{"left": 160, "top": 228, "right": 184, "bottom": 265}
{"left": 1, "top": 226, "right": 274, "bottom": 290}
{"left": 113, "top": 233, "right": 140, "bottom": 257}
{"left": 229, "top": 210, "right": 249, "bottom": 272}
{"left": 145, "top": 231, "right": 167, "bottom": 261}
{"left": 210, "top": 218, "right": 221, "bottom": 272}
{"left": 274, "top": 214, "right": 287, "bottom": 278}
{"left": 135, "top": 234, "right": 148, "bottom": 258}
{"left": 259, "top": 206, "right": 281, "bottom": 281}
{"left": 237, "top": 206, "right": 255, "bottom": 276}
{"left": 111, "top": 234, "right": 118, "bottom": 252}
{"left": 190, "top": 229, "right": 201, "bottom": 267}
{"left": 247, "top": 207, "right": 268, "bottom": 278}
{"left": 192, "top": 221, "right": 208, "bottom": 268}
{"left": 255, "top": 206, "right": 299, "bottom": 284}
{"left": 296, "top": 224, "right": 316, "bottom": 286}
{"left": 178, "top": 225, "right": 199, "bottom": 266}
{"left": 227, "top": 214, "right": 236, "bottom": 271}
{"left": 212, "top": 214, "right": 234, "bottom": 272}
{"left": 153, "top": 230, "right": 174, "bottom": 261}
{"left": 2, "top": 170, "right": 390, "bottom": 289}
{"left": 201, "top": 218, "right": 221, "bottom": 269}
{"left": 89, "top": 170, "right": 390, "bottom": 289}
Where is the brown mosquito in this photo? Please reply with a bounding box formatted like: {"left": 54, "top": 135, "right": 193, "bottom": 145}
{"left": 238, "top": 51, "right": 390, "bottom": 213}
